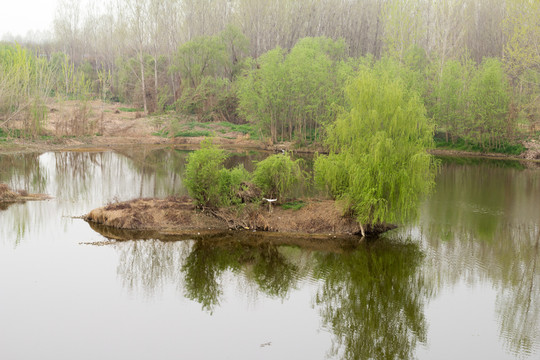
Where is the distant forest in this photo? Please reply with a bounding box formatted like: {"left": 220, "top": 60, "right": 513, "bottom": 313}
{"left": 1, "top": 0, "right": 538, "bottom": 150}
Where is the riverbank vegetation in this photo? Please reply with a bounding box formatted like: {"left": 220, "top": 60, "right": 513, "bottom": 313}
{"left": 0, "top": 0, "right": 538, "bottom": 155}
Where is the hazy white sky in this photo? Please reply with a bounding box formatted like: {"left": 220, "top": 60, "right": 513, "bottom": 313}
{"left": 0, "top": 0, "right": 58, "bottom": 38}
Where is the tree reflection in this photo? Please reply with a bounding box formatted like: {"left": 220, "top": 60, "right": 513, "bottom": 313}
{"left": 115, "top": 240, "right": 188, "bottom": 295}
{"left": 112, "top": 234, "right": 303, "bottom": 313}
{"left": 313, "top": 239, "right": 429, "bottom": 360}
{"left": 0, "top": 153, "right": 48, "bottom": 244}
{"left": 496, "top": 225, "right": 540, "bottom": 356}
{"left": 0, "top": 153, "right": 47, "bottom": 193}
{"left": 104, "top": 227, "right": 431, "bottom": 357}
{"left": 182, "top": 239, "right": 298, "bottom": 312}
{"left": 414, "top": 160, "right": 540, "bottom": 356}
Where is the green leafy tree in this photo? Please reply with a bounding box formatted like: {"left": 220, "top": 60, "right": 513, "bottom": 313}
{"left": 236, "top": 47, "right": 286, "bottom": 143}
{"left": 237, "top": 37, "right": 354, "bottom": 144}
{"left": 315, "top": 68, "right": 438, "bottom": 235}
{"left": 432, "top": 59, "right": 470, "bottom": 143}
{"left": 467, "top": 58, "right": 511, "bottom": 150}
{"left": 219, "top": 24, "right": 250, "bottom": 80}
{"left": 171, "top": 35, "right": 228, "bottom": 88}
{"left": 176, "top": 76, "right": 238, "bottom": 122}
{"left": 217, "top": 164, "right": 251, "bottom": 207}
{"left": 252, "top": 153, "right": 304, "bottom": 200}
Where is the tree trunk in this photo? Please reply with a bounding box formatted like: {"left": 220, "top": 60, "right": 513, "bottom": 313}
{"left": 139, "top": 50, "right": 147, "bottom": 113}
{"left": 154, "top": 54, "right": 158, "bottom": 112}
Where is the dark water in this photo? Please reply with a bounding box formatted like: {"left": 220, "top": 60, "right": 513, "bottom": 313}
{"left": 0, "top": 148, "right": 539, "bottom": 360}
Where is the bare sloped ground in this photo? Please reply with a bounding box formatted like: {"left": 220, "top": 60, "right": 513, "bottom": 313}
{"left": 521, "top": 140, "right": 540, "bottom": 160}
{"left": 85, "top": 196, "right": 228, "bottom": 234}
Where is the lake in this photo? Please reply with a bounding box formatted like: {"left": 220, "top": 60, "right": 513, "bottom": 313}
{"left": 1, "top": 147, "right": 539, "bottom": 360}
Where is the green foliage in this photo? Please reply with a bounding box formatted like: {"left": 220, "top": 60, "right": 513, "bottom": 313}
{"left": 172, "top": 35, "right": 229, "bottom": 88}
{"left": 118, "top": 107, "right": 142, "bottom": 112}
{"left": 314, "top": 153, "right": 351, "bottom": 198}
{"left": 237, "top": 37, "right": 355, "bottom": 143}
{"left": 466, "top": 58, "right": 512, "bottom": 150}
{"left": 373, "top": 52, "right": 428, "bottom": 101}
{"left": 236, "top": 47, "right": 286, "bottom": 143}
{"left": 315, "top": 67, "right": 438, "bottom": 226}
{"left": 280, "top": 200, "right": 306, "bottom": 211}
{"left": 252, "top": 153, "right": 305, "bottom": 200}
{"left": 184, "top": 139, "right": 251, "bottom": 207}
{"left": 50, "top": 52, "right": 93, "bottom": 100}
{"left": 434, "top": 136, "right": 526, "bottom": 155}
{"left": 219, "top": 24, "right": 250, "bottom": 80}
{"left": 218, "top": 165, "right": 251, "bottom": 206}
{"left": 174, "top": 130, "right": 212, "bottom": 138}
{"left": 431, "top": 59, "right": 471, "bottom": 142}
{"left": 175, "top": 77, "right": 239, "bottom": 122}
{"left": 184, "top": 139, "right": 228, "bottom": 207}
{"left": 217, "top": 122, "right": 258, "bottom": 138}
{"left": 428, "top": 56, "right": 521, "bottom": 152}
{"left": 0, "top": 44, "right": 57, "bottom": 136}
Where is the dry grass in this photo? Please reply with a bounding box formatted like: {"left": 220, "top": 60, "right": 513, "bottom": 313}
{"left": 85, "top": 196, "right": 226, "bottom": 231}
{"left": 0, "top": 183, "right": 17, "bottom": 201}
{"left": 0, "top": 183, "right": 49, "bottom": 203}
{"left": 85, "top": 197, "right": 394, "bottom": 237}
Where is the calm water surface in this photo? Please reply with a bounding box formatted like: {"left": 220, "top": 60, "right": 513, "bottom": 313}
{"left": 0, "top": 148, "right": 539, "bottom": 360}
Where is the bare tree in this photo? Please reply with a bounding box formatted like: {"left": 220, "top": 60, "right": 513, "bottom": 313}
{"left": 123, "top": 0, "right": 149, "bottom": 113}
{"left": 53, "top": 0, "right": 82, "bottom": 63}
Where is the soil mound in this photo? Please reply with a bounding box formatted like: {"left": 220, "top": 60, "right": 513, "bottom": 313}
{"left": 84, "top": 196, "right": 228, "bottom": 233}
{"left": 0, "top": 183, "right": 50, "bottom": 204}
{"left": 84, "top": 197, "right": 395, "bottom": 238}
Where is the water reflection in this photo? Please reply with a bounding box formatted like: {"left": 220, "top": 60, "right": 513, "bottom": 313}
{"left": 108, "top": 232, "right": 429, "bottom": 358}
{"left": 0, "top": 153, "right": 47, "bottom": 193}
{"left": 182, "top": 239, "right": 300, "bottom": 311}
{"left": 315, "top": 239, "right": 429, "bottom": 360}
{"left": 2, "top": 149, "right": 540, "bottom": 359}
{"left": 112, "top": 233, "right": 326, "bottom": 311}
{"left": 496, "top": 225, "right": 540, "bottom": 357}
{"left": 414, "top": 159, "right": 540, "bottom": 356}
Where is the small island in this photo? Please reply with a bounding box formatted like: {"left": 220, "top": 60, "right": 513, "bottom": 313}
{"left": 84, "top": 196, "right": 394, "bottom": 238}
{"left": 85, "top": 69, "right": 438, "bottom": 239}
{"left": 0, "top": 183, "right": 50, "bottom": 206}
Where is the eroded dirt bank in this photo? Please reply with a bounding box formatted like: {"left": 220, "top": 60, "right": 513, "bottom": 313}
{"left": 84, "top": 197, "right": 394, "bottom": 238}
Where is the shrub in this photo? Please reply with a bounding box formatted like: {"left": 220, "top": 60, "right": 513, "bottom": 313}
{"left": 175, "top": 77, "right": 239, "bottom": 123}
{"left": 252, "top": 153, "right": 304, "bottom": 200}
{"left": 184, "top": 139, "right": 227, "bottom": 207}
{"left": 184, "top": 139, "right": 252, "bottom": 207}
{"left": 218, "top": 165, "right": 252, "bottom": 206}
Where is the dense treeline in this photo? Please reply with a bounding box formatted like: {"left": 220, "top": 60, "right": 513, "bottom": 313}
{"left": 0, "top": 0, "right": 538, "bottom": 150}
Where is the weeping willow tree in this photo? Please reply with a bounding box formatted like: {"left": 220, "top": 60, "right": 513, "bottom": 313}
{"left": 315, "top": 68, "right": 438, "bottom": 235}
